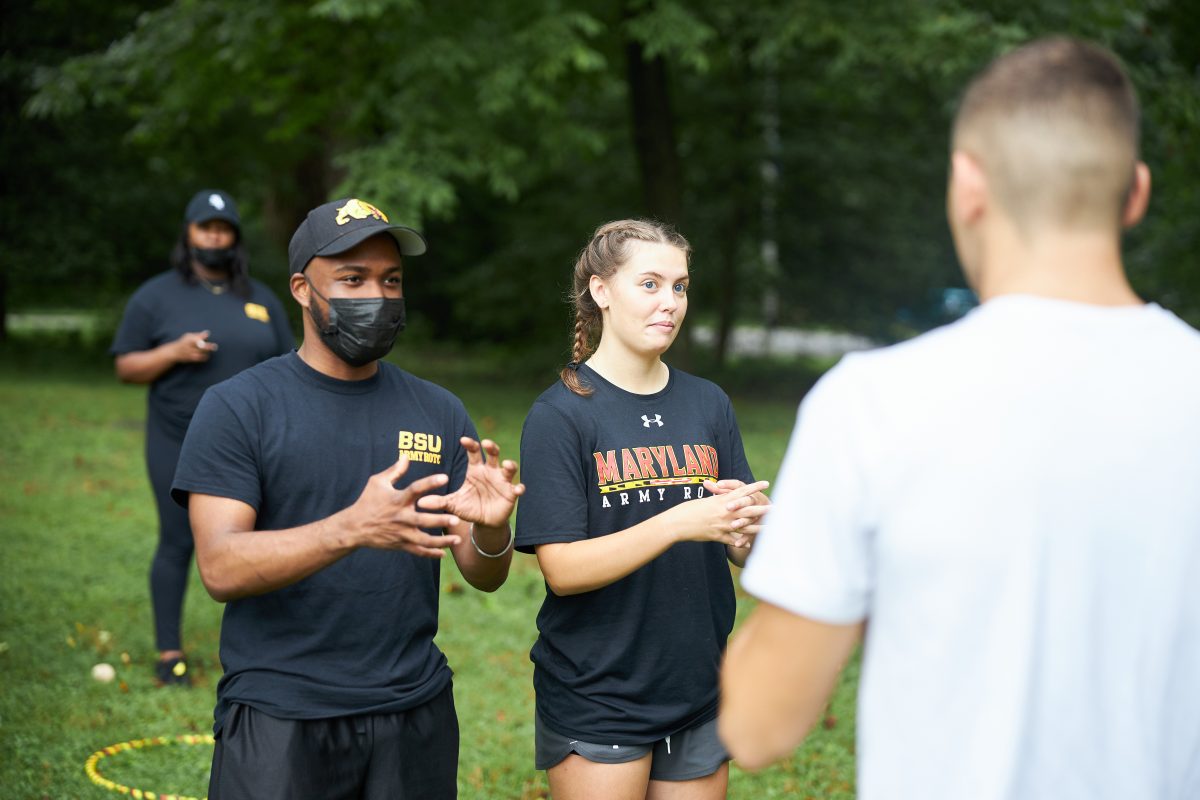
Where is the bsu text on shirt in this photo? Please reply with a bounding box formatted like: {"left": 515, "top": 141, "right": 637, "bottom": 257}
{"left": 398, "top": 430, "right": 442, "bottom": 464}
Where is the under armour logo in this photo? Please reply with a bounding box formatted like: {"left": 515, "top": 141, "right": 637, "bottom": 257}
{"left": 641, "top": 414, "right": 663, "bottom": 427}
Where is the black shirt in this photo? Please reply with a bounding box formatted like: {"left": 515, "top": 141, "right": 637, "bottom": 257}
{"left": 110, "top": 271, "right": 294, "bottom": 438}
{"left": 515, "top": 365, "right": 754, "bottom": 742}
{"left": 171, "top": 352, "right": 476, "bottom": 734}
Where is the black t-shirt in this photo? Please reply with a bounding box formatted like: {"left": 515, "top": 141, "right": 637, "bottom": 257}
{"left": 110, "top": 271, "right": 294, "bottom": 438}
{"left": 170, "top": 352, "right": 476, "bottom": 734}
{"left": 515, "top": 364, "right": 754, "bottom": 742}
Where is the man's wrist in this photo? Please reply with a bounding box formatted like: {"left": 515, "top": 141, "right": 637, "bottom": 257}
{"left": 319, "top": 509, "right": 359, "bottom": 554}
{"left": 470, "top": 523, "right": 513, "bottom": 558}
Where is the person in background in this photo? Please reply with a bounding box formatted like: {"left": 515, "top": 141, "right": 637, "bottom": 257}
{"left": 516, "top": 219, "right": 770, "bottom": 799}
{"left": 111, "top": 189, "right": 293, "bottom": 686}
{"left": 720, "top": 37, "right": 1200, "bottom": 800}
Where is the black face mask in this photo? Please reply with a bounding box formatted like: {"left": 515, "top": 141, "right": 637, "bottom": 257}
{"left": 191, "top": 246, "right": 235, "bottom": 270}
{"left": 305, "top": 278, "right": 406, "bottom": 368}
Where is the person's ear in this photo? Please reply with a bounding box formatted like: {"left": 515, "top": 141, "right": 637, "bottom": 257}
{"left": 290, "top": 273, "right": 310, "bottom": 308}
{"left": 948, "top": 150, "right": 988, "bottom": 230}
{"left": 1121, "top": 161, "right": 1151, "bottom": 229}
{"left": 589, "top": 274, "right": 610, "bottom": 310}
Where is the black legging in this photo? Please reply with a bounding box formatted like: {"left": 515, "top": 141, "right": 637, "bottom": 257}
{"left": 145, "top": 417, "right": 193, "bottom": 652}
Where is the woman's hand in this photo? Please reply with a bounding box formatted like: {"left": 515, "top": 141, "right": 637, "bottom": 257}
{"left": 115, "top": 330, "right": 218, "bottom": 384}
{"left": 703, "top": 479, "right": 772, "bottom": 541}
{"left": 171, "top": 330, "right": 218, "bottom": 363}
{"left": 662, "top": 479, "right": 771, "bottom": 547}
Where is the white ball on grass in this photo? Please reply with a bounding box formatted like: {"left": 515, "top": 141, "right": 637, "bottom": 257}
{"left": 91, "top": 662, "right": 116, "bottom": 683}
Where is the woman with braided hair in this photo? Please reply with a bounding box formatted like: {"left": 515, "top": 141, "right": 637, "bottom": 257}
{"left": 515, "top": 219, "right": 771, "bottom": 798}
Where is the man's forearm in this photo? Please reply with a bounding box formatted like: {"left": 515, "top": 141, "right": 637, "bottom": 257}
{"left": 193, "top": 506, "right": 357, "bottom": 602}
{"left": 720, "top": 603, "right": 862, "bottom": 769}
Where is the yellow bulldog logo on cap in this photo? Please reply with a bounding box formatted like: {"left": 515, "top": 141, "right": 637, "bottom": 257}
{"left": 335, "top": 199, "right": 389, "bottom": 226}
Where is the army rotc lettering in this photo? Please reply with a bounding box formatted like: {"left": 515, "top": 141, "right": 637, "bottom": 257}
{"left": 398, "top": 430, "right": 442, "bottom": 464}
{"left": 593, "top": 444, "right": 718, "bottom": 508}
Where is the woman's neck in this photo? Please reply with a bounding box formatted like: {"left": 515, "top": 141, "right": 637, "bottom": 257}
{"left": 587, "top": 339, "right": 669, "bottom": 394}
{"left": 191, "top": 260, "right": 230, "bottom": 284}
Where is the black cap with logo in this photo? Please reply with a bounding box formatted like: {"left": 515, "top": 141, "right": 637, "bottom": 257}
{"left": 288, "top": 198, "right": 427, "bottom": 275}
{"left": 185, "top": 189, "right": 240, "bottom": 228}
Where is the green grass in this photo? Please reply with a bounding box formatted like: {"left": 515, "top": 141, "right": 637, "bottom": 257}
{"left": 0, "top": 339, "right": 856, "bottom": 799}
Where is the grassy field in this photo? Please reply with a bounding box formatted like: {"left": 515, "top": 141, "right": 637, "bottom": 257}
{"left": 0, "top": 338, "right": 857, "bottom": 799}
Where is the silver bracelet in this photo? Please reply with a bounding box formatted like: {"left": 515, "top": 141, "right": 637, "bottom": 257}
{"left": 470, "top": 524, "right": 514, "bottom": 558}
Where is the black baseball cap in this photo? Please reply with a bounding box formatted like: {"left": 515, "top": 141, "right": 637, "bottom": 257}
{"left": 288, "top": 198, "right": 427, "bottom": 274}
{"left": 185, "top": 189, "right": 240, "bottom": 228}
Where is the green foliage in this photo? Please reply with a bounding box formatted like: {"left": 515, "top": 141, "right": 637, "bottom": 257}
{"left": 1, "top": 2, "right": 176, "bottom": 310}
{"left": 9, "top": 0, "right": 1200, "bottom": 341}
{"left": 624, "top": 0, "right": 717, "bottom": 71}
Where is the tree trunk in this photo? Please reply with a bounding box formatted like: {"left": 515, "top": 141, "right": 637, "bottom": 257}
{"left": 759, "top": 60, "right": 782, "bottom": 351}
{"left": 624, "top": 22, "right": 684, "bottom": 227}
{"left": 714, "top": 201, "right": 746, "bottom": 368}
{"left": 624, "top": 6, "right": 688, "bottom": 363}
{"left": 713, "top": 54, "right": 757, "bottom": 368}
{"left": 0, "top": 268, "right": 7, "bottom": 343}
{"left": 263, "top": 148, "right": 339, "bottom": 253}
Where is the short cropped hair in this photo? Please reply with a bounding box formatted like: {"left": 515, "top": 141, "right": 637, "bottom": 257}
{"left": 952, "top": 37, "right": 1140, "bottom": 234}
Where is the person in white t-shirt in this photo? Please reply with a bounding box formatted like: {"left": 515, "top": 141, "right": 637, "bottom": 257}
{"left": 719, "top": 36, "right": 1200, "bottom": 800}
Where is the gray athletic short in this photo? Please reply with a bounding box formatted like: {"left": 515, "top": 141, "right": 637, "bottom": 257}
{"left": 535, "top": 713, "right": 728, "bottom": 782}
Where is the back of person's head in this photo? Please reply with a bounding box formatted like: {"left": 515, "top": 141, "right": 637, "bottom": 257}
{"left": 562, "top": 219, "right": 691, "bottom": 396}
{"left": 952, "top": 36, "right": 1140, "bottom": 236}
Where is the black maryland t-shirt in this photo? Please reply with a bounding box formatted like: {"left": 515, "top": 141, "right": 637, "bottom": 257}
{"left": 515, "top": 364, "right": 754, "bottom": 743}
{"left": 110, "top": 271, "right": 294, "bottom": 439}
{"left": 171, "top": 352, "right": 475, "bottom": 734}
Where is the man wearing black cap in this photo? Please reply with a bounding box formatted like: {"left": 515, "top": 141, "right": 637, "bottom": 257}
{"left": 112, "top": 188, "right": 293, "bottom": 687}
{"left": 171, "top": 198, "right": 523, "bottom": 799}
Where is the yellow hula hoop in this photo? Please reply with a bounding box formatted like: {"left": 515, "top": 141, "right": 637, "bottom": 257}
{"left": 84, "top": 733, "right": 214, "bottom": 800}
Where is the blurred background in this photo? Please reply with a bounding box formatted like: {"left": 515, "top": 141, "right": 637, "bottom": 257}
{"left": 5, "top": 0, "right": 1198, "bottom": 368}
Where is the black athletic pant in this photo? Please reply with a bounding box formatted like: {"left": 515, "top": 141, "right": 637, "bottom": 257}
{"left": 209, "top": 683, "right": 460, "bottom": 800}
{"left": 145, "top": 418, "right": 192, "bottom": 652}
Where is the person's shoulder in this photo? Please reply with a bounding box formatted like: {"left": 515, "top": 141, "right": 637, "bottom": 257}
{"left": 1147, "top": 304, "right": 1200, "bottom": 350}
{"left": 246, "top": 276, "right": 289, "bottom": 303}
{"left": 521, "top": 380, "right": 589, "bottom": 430}
{"left": 529, "top": 377, "right": 587, "bottom": 413}
{"left": 207, "top": 352, "right": 295, "bottom": 402}
{"left": 838, "top": 310, "right": 983, "bottom": 378}
{"left": 380, "top": 362, "right": 468, "bottom": 411}
{"left": 669, "top": 367, "right": 731, "bottom": 403}
{"left": 127, "top": 270, "right": 183, "bottom": 303}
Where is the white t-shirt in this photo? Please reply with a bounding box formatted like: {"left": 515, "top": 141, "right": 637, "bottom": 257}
{"left": 742, "top": 295, "right": 1200, "bottom": 800}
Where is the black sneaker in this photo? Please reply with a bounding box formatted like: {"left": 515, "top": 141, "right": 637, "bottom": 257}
{"left": 155, "top": 657, "right": 190, "bottom": 687}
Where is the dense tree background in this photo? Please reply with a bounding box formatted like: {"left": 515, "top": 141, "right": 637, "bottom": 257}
{"left": 4, "top": 0, "right": 1198, "bottom": 357}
